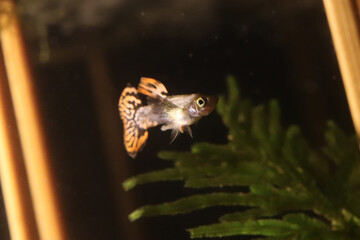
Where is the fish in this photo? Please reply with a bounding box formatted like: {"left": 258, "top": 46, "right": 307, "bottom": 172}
{"left": 118, "top": 77, "right": 218, "bottom": 158}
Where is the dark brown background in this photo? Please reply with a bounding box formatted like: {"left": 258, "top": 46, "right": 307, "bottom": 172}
{"left": 0, "top": 0, "right": 354, "bottom": 239}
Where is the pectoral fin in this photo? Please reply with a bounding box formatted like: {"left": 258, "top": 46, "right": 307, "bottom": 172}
{"left": 138, "top": 77, "right": 169, "bottom": 99}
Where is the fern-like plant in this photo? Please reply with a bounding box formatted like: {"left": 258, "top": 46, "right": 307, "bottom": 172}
{"left": 123, "top": 76, "right": 360, "bottom": 239}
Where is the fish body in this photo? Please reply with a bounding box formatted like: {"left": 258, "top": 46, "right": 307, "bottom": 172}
{"left": 119, "top": 77, "right": 218, "bottom": 158}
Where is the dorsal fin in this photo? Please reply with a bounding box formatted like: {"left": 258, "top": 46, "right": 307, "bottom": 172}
{"left": 137, "top": 77, "right": 169, "bottom": 99}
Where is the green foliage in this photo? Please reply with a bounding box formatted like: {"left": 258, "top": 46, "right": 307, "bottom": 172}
{"left": 123, "top": 76, "right": 360, "bottom": 239}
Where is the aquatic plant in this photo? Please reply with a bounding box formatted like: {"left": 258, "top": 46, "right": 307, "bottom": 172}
{"left": 123, "top": 76, "right": 360, "bottom": 239}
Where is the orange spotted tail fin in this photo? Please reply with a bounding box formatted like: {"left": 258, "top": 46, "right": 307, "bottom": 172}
{"left": 118, "top": 86, "right": 148, "bottom": 158}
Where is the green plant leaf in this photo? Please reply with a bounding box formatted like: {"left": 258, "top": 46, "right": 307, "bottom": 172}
{"left": 129, "top": 192, "right": 263, "bottom": 221}
{"left": 122, "top": 168, "right": 183, "bottom": 191}
{"left": 189, "top": 219, "right": 299, "bottom": 238}
{"left": 220, "top": 208, "right": 275, "bottom": 222}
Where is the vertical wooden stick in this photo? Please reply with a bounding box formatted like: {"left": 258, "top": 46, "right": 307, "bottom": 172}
{"left": 0, "top": 1, "right": 65, "bottom": 239}
{"left": 0, "top": 47, "right": 39, "bottom": 240}
{"left": 323, "top": 0, "right": 360, "bottom": 141}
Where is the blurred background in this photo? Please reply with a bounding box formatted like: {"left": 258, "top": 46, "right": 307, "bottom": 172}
{"left": 0, "top": 0, "right": 354, "bottom": 239}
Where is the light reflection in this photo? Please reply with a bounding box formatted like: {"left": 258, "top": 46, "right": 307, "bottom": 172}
{"left": 0, "top": 1, "right": 66, "bottom": 239}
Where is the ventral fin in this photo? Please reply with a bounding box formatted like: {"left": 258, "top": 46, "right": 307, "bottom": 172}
{"left": 184, "top": 126, "right": 193, "bottom": 138}
{"left": 179, "top": 125, "right": 192, "bottom": 138}
{"left": 170, "top": 129, "right": 180, "bottom": 144}
{"left": 138, "top": 77, "right": 169, "bottom": 99}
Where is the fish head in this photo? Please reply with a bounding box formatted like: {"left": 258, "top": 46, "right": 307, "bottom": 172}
{"left": 188, "top": 94, "right": 219, "bottom": 117}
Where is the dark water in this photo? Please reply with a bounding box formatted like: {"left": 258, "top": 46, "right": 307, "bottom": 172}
{"left": 0, "top": 0, "right": 353, "bottom": 239}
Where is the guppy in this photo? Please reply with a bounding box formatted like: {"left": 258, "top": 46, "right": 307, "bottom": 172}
{"left": 118, "top": 77, "right": 218, "bottom": 158}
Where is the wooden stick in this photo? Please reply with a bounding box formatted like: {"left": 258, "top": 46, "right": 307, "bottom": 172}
{"left": 323, "top": 0, "right": 360, "bottom": 142}
{"left": 0, "top": 1, "right": 65, "bottom": 239}
{"left": 0, "top": 45, "right": 39, "bottom": 240}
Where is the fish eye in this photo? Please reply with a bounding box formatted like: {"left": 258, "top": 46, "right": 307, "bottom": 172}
{"left": 196, "top": 97, "right": 205, "bottom": 107}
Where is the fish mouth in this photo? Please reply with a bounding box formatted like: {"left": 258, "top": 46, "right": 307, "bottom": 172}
{"left": 201, "top": 95, "right": 219, "bottom": 116}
